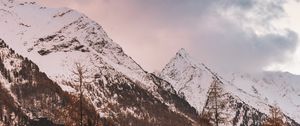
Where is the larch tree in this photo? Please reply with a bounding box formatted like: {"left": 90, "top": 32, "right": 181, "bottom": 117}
{"left": 263, "top": 105, "right": 286, "bottom": 126}
{"left": 72, "top": 62, "right": 88, "bottom": 126}
{"left": 202, "top": 76, "right": 228, "bottom": 126}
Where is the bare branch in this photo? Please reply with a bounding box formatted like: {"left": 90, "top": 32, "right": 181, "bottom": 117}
{"left": 71, "top": 62, "right": 90, "bottom": 126}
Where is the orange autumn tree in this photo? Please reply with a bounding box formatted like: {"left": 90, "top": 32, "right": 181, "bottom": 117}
{"left": 72, "top": 62, "right": 88, "bottom": 126}
{"left": 263, "top": 105, "right": 286, "bottom": 126}
{"left": 202, "top": 77, "right": 227, "bottom": 126}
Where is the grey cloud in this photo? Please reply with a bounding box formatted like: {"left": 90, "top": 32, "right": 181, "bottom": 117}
{"left": 219, "top": 0, "right": 256, "bottom": 9}
{"left": 190, "top": 17, "right": 298, "bottom": 72}
{"left": 129, "top": 0, "right": 298, "bottom": 72}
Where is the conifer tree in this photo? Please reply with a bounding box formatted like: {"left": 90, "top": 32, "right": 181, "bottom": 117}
{"left": 202, "top": 77, "right": 227, "bottom": 126}
{"left": 263, "top": 105, "right": 286, "bottom": 126}
{"left": 72, "top": 62, "right": 88, "bottom": 126}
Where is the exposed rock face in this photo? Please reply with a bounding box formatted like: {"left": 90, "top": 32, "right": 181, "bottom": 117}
{"left": 0, "top": 38, "right": 207, "bottom": 125}
{"left": 0, "top": 39, "right": 99, "bottom": 125}
{"left": 0, "top": 0, "right": 299, "bottom": 125}
{"left": 160, "top": 49, "right": 300, "bottom": 126}
{"left": 0, "top": 1, "right": 204, "bottom": 125}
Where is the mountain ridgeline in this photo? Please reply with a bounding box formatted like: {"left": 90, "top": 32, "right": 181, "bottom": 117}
{"left": 0, "top": 39, "right": 99, "bottom": 125}
{"left": 0, "top": 38, "right": 210, "bottom": 125}
{"left": 0, "top": 0, "right": 300, "bottom": 126}
{"left": 160, "top": 49, "right": 300, "bottom": 126}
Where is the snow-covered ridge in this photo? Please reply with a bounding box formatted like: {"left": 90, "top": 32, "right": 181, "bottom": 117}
{"left": 0, "top": 0, "right": 153, "bottom": 89}
{"left": 160, "top": 48, "right": 213, "bottom": 112}
{"left": 224, "top": 71, "right": 300, "bottom": 123}
{"left": 0, "top": 39, "right": 101, "bottom": 125}
{"left": 160, "top": 48, "right": 300, "bottom": 124}
{"left": 0, "top": 1, "right": 204, "bottom": 125}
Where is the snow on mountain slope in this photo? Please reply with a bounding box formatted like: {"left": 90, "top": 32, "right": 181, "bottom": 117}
{"left": 0, "top": 39, "right": 99, "bottom": 125}
{"left": 0, "top": 0, "right": 143, "bottom": 104}
{"left": 0, "top": 0, "right": 151, "bottom": 90}
{"left": 223, "top": 71, "right": 300, "bottom": 123}
{"left": 0, "top": 1, "right": 205, "bottom": 125}
{"left": 160, "top": 48, "right": 300, "bottom": 125}
{"left": 160, "top": 48, "right": 213, "bottom": 112}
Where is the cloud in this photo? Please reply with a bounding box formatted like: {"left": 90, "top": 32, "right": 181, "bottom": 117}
{"left": 22, "top": 0, "right": 299, "bottom": 73}
{"left": 189, "top": 15, "right": 298, "bottom": 72}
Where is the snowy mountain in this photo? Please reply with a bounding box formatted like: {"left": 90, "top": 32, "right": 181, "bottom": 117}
{"left": 160, "top": 48, "right": 300, "bottom": 125}
{"left": 0, "top": 0, "right": 145, "bottom": 88}
{"left": 160, "top": 48, "right": 213, "bottom": 112}
{"left": 0, "top": 39, "right": 99, "bottom": 125}
{"left": 0, "top": 0, "right": 206, "bottom": 125}
{"left": 1, "top": 0, "right": 299, "bottom": 125}
{"left": 224, "top": 71, "right": 300, "bottom": 123}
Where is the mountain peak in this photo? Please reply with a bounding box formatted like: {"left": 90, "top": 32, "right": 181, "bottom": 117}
{"left": 175, "top": 48, "right": 191, "bottom": 60}
{"left": 160, "top": 48, "right": 214, "bottom": 112}
{"left": 177, "top": 48, "right": 188, "bottom": 54}
{"left": 162, "top": 48, "right": 300, "bottom": 125}
{"left": 0, "top": 2, "right": 204, "bottom": 125}
{"left": 163, "top": 48, "right": 194, "bottom": 73}
{"left": 172, "top": 48, "right": 203, "bottom": 69}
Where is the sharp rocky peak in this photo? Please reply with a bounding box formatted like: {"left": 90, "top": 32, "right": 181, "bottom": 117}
{"left": 160, "top": 48, "right": 300, "bottom": 125}
{"left": 160, "top": 48, "right": 214, "bottom": 112}
{"left": 0, "top": 3, "right": 207, "bottom": 125}
{"left": 162, "top": 48, "right": 211, "bottom": 75}
{"left": 174, "top": 48, "right": 195, "bottom": 64}
{"left": 176, "top": 48, "right": 190, "bottom": 58}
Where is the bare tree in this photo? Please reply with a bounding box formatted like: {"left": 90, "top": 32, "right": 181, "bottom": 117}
{"left": 72, "top": 62, "right": 88, "bottom": 126}
{"left": 263, "top": 105, "right": 286, "bottom": 126}
{"left": 202, "top": 77, "right": 227, "bottom": 126}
